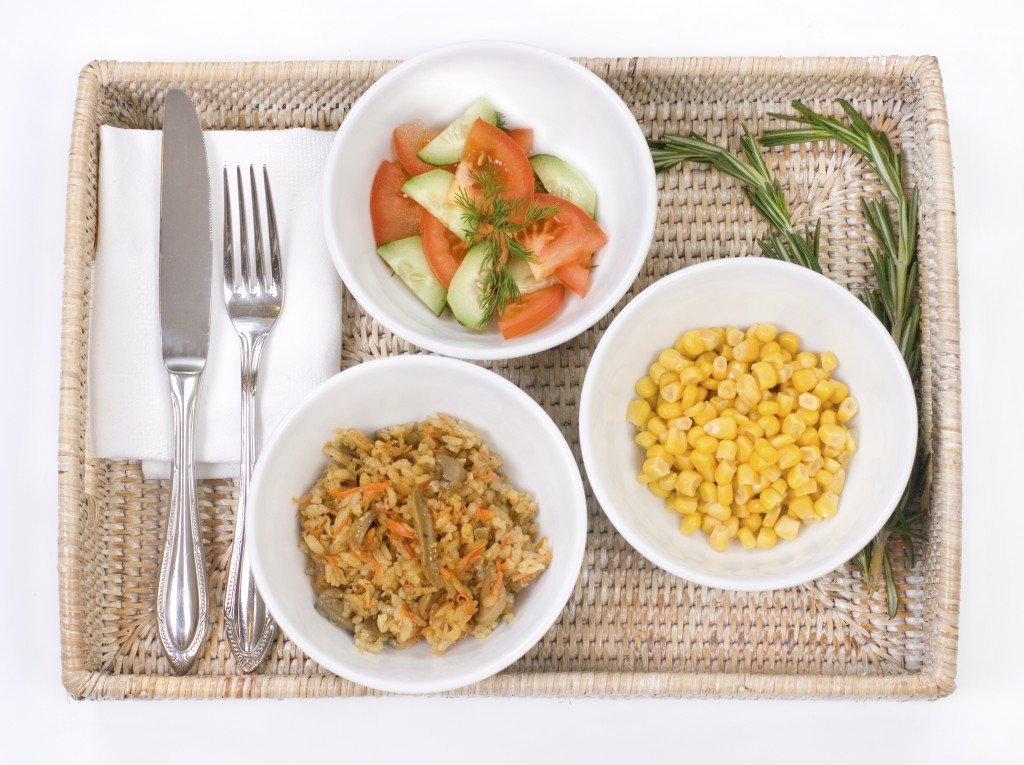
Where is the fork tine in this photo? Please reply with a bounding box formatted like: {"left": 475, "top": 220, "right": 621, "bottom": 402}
{"left": 236, "top": 166, "right": 251, "bottom": 292}
{"left": 222, "top": 166, "right": 235, "bottom": 299}
{"left": 249, "top": 165, "right": 266, "bottom": 293}
{"left": 262, "top": 166, "right": 282, "bottom": 296}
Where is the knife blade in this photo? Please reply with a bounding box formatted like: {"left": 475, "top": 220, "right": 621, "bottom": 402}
{"left": 156, "top": 88, "right": 213, "bottom": 674}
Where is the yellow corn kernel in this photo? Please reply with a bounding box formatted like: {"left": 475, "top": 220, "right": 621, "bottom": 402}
{"left": 750, "top": 323, "right": 775, "bottom": 343}
{"left": 757, "top": 415, "right": 781, "bottom": 438}
{"left": 679, "top": 366, "right": 703, "bottom": 386}
{"left": 757, "top": 400, "right": 780, "bottom": 416}
{"left": 714, "top": 458, "right": 737, "bottom": 485}
{"left": 793, "top": 479, "right": 818, "bottom": 497}
{"left": 830, "top": 380, "right": 850, "bottom": 405}
{"left": 680, "top": 513, "right": 702, "bottom": 536}
{"left": 691, "top": 402, "right": 717, "bottom": 427}
{"left": 716, "top": 439, "right": 738, "bottom": 461}
{"left": 678, "top": 330, "right": 704, "bottom": 358}
{"left": 646, "top": 416, "right": 667, "bottom": 437}
{"left": 799, "top": 445, "right": 821, "bottom": 463}
{"left": 675, "top": 469, "right": 703, "bottom": 497}
{"left": 743, "top": 513, "right": 763, "bottom": 532}
{"left": 778, "top": 332, "right": 800, "bottom": 355}
{"left": 788, "top": 495, "right": 815, "bottom": 520}
{"left": 814, "top": 491, "right": 839, "bottom": 518}
{"left": 798, "top": 392, "right": 821, "bottom": 411}
{"left": 734, "top": 463, "right": 756, "bottom": 487}
{"left": 626, "top": 399, "right": 652, "bottom": 427}
{"left": 820, "top": 351, "right": 838, "bottom": 373}
{"left": 760, "top": 486, "right": 783, "bottom": 512}
{"left": 749, "top": 499, "right": 765, "bottom": 515}
{"left": 701, "top": 513, "right": 718, "bottom": 535}
{"left": 671, "top": 494, "right": 699, "bottom": 514}
{"left": 687, "top": 426, "right": 706, "bottom": 448}
{"left": 830, "top": 468, "right": 847, "bottom": 494}
{"left": 711, "top": 355, "right": 728, "bottom": 380}
{"left": 813, "top": 379, "right": 835, "bottom": 402}
{"left": 695, "top": 435, "right": 719, "bottom": 454}
{"left": 649, "top": 362, "right": 668, "bottom": 385}
{"left": 658, "top": 347, "right": 685, "bottom": 371}
{"left": 700, "top": 327, "right": 724, "bottom": 350}
{"left": 706, "top": 501, "right": 731, "bottom": 523}
{"left": 635, "top": 431, "right": 657, "bottom": 449}
{"left": 735, "top": 435, "right": 755, "bottom": 462}
{"left": 795, "top": 351, "right": 817, "bottom": 369}
{"left": 663, "top": 428, "right": 689, "bottom": 455}
{"left": 659, "top": 379, "right": 683, "bottom": 403}
{"left": 747, "top": 452, "right": 771, "bottom": 473}
{"left": 814, "top": 468, "right": 834, "bottom": 489}
{"left": 774, "top": 515, "right": 801, "bottom": 540}
{"left": 819, "top": 409, "right": 838, "bottom": 426}
{"left": 648, "top": 481, "right": 671, "bottom": 498}
{"left": 777, "top": 364, "right": 794, "bottom": 384}
{"left": 819, "top": 423, "right": 848, "bottom": 449}
{"left": 838, "top": 396, "right": 859, "bottom": 423}
{"left": 733, "top": 338, "right": 761, "bottom": 363}
{"left": 754, "top": 438, "right": 778, "bottom": 464}
{"left": 786, "top": 463, "right": 810, "bottom": 489}
{"left": 657, "top": 472, "right": 678, "bottom": 492}
{"left": 845, "top": 430, "right": 858, "bottom": 453}
{"left": 699, "top": 480, "right": 718, "bottom": 503}
{"left": 691, "top": 451, "right": 716, "bottom": 481}
{"left": 635, "top": 376, "right": 657, "bottom": 398}
{"left": 642, "top": 455, "right": 671, "bottom": 480}
{"left": 775, "top": 391, "right": 795, "bottom": 417}
{"left": 781, "top": 413, "right": 807, "bottom": 438}
{"left": 734, "top": 484, "right": 754, "bottom": 504}
{"left": 717, "top": 378, "right": 738, "bottom": 400}
{"left": 837, "top": 450, "right": 854, "bottom": 466}
{"left": 737, "top": 527, "right": 757, "bottom": 549}
{"left": 796, "top": 407, "right": 820, "bottom": 427}
{"left": 756, "top": 527, "right": 778, "bottom": 549}
{"left": 708, "top": 522, "right": 731, "bottom": 552}
{"left": 695, "top": 356, "right": 715, "bottom": 381}
{"left": 657, "top": 400, "right": 684, "bottom": 420}
{"left": 717, "top": 483, "right": 734, "bottom": 507}
{"left": 796, "top": 424, "right": 820, "bottom": 448}
{"left": 792, "top": 368, "right": 817, "bottom": 392}
{"left": 647, "top": 444, "right": 667, "bottom": 460}
{"left": 750, "top": 361, "right": 779, "bottom": 390}
{"left": 771, "top": 433, "right": 796, "bottom": 448}
{"left": 704, "top": 416, "right": 738, "bottom": 440}
{"left": 679, "top": 382, "right": 700, "bottom": 410}
{"left": 761, "top": 465, "right": 783, "bottom": 483}
{"left": 776, "top": 443, "right": 802, "bottom": 470}
{"left": 737, "top": 374, "right": 761, "bottom": 405}
{"left": 762, "top": 506, "right": 782, "bottom": 529}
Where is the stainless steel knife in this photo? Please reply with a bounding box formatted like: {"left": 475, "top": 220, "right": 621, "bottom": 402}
{"left": 156, "top": 88, "right": 213, "bottom": 674}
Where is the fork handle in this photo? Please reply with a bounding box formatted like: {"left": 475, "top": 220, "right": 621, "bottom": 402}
{"left": 224, "top": 331, "right": 278, "bottom": 672}
{"left": 157, "top": 368, "right": 210, "bottom": 674}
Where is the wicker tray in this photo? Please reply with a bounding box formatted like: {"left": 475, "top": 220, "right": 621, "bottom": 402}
{"left": 59, "top": 56, "right": 961, "bottom": 699}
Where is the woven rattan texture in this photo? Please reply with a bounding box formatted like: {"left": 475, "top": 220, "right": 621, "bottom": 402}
{"left": 59, "top": 57, "right": 960, "bottom": 699}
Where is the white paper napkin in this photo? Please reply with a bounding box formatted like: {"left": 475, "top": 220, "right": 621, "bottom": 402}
{"left": 89, "top": 126, "right": 342, "bottom": 479}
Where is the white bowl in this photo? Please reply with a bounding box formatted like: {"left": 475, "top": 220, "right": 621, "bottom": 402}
{"left": 322, "top": 41, "right": 656, "bottom": 360}
{"left": 247, "top": 355, "right": 587, "bottom": 693}
{"left": 579, "top": 258, "right": 917, "bottom": 591}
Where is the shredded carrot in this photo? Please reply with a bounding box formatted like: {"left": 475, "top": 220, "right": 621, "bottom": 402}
{"left": 349, "top": 544, "right": 382, "bottom": 573}
{"left": 385, "top": 518, "right": 416, "bottom": 539}
{"left": 333, "top": 517, "right": 351, "bottom": 537}
{"left": 475, "top": 506, "right": 494, "bottom": 522}
{"left": 511, "top": 572, "right": 533, "bottom": 583}
{"left": 331, "top": 480, "right": 391, "bottom": 502}
{"left": 325, "top": 555, "right": 338, "bottom": 569}
{"left": 402, "top": 540, "right": 417, "bottom": 560}
{"left": 491, "top": 569, "right": 504, "bottom": 599}
{"left": 475, "top": 472, "right": 496, "bottom": 481}
{"left": 438, "top": 565, "right": 452, "bottom": 580}
{"left": 291, "top": 494, "right": 312, "bottom": 504}
{"left": 456, "top": 541, "right": 487, "bottom": 572}
{"left": 363, "top": 527, "right": 377, "bottom": 548}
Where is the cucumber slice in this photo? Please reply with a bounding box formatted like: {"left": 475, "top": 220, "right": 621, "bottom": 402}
{"left": 506, "top": 255, "right": 559, "bottom": 295}
{"left": 530, "top": 154, "right": 598, "bottom": 219}
{"left": 446, "top": 243, "right": 491, "bottom": 329}
{"left": 377, "top": 236, "right": 447, "bottom": 316}
{"left": 401, "top": 169, "right": 469, "bottom": 240}
{"left": 417, "top": 97, "right": 498, "bottom": 166}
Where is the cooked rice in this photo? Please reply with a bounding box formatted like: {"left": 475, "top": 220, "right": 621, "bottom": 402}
{"left": 296, "top": 413, "right": 551, "bottom": 654}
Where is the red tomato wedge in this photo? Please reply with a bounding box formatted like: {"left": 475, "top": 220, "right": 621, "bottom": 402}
{"left": 393, "top": 120, "right": 440, "bottom": 176}
{"left": 450, "top": 119, "right": 535, "bottom": 210}
{"left": 507, "top": 128, "right": 534, "bottom": 155}
{"left": 421, "top": 209, "right": 468, "bottom": 288}
{"left": 518, "top": 193, "right": 607, "bottom": 280}
{"left": 498, "top": 283, "right": 566, "bottom": 339}
{"left": 554, "top": 250, "right": 594, "bottom": 297}
{"left": 370, "top": 160, "right": 421, "bottom": 246}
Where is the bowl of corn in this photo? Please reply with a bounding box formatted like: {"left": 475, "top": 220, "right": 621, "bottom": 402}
{"left": 578, "top": 258, "right": 917, "bottom": 591}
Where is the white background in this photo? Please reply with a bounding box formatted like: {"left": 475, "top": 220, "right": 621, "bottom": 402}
{"left": 2, "top": 0, "right": 1013, "bottom": 761}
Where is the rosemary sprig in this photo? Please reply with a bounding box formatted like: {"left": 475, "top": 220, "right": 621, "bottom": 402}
{"left": 763, "top": 101, "right": 927, "bottom": 617}
{"left": 648, "top": 128, "right": 822, "bottom": 271}
{"left": 452, "top": 164, "right": 556, "bottom": 327}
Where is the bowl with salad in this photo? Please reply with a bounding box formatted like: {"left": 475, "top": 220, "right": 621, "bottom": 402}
{"left": 323, "top": 41, "right": 657, "bottom": 360}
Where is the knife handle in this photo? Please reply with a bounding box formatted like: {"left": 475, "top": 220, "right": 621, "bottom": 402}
{"left": 157, "top": 368, "right": 210, "bottom": 674}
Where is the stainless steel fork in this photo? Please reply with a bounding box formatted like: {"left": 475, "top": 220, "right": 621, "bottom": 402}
{"left": 222, "top": 165, "right": 281, "bottom": 672}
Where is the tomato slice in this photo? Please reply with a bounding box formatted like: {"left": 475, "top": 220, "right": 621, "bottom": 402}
{"left": 554, "top": 250, "right": 594, "bottom": 297}
{"left": 420, "top": 209, "right": 468, "bottom": 288}
{"left": 518, "top": 193, "right": 608, "bottom": 280}
{"left": 393, "top": 120, "right": 439, "bottom": 176}
{"left": 507, "top": 128, "right": 534, "bottom": 155}
{"left": 498, "top": 283, "right": 565, "bottom": 339}
{"left": 450, "top": 119, "right": 535, "bottom": 210}
{"left": 369, "top": 161, "right": 421, "bottom": 246}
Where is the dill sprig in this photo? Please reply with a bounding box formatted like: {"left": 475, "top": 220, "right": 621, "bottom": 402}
{"left": 452, "top": 164, "right": 557, "bottom": 328}
{"left": 763, "top": 101, "right": 927, "bottom": 616}
{"left": 648, "top": 128, "right": 822, "bottom": 271}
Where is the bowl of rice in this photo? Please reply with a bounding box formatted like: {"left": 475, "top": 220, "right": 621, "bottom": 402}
{"left": 247, "top": 355, "right": 587, "bottom": 694}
